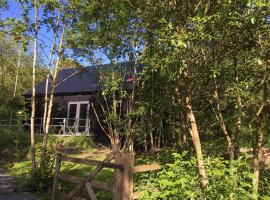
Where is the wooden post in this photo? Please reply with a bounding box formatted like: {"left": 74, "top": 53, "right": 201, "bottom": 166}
{"left": 124, "top": 152, "right": 134, "bottom": 200}
{"left": 113, "top": 153, "right": 123, "bottom": 200}
{"left": 113, "top": 152, "right": 134, "bottom": 200}
{"left": 51, "top": 153, "right": 62, "bottom": 200}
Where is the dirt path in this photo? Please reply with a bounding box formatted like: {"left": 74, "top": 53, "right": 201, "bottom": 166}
{"left": 0, "top": 168, "right": 40, "bottom": 200}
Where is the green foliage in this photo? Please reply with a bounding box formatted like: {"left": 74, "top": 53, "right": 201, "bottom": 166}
{"left": 1, "top": 0, "right": 270, "bottom": 198}
{"left": 0, "top": 32, "right": 47, "bottom": 120}
{"left": 48, "top": 134, "right": 94, "bottom": 152}
{"left": 30, "top": 149, "right": 55, "bottom": 192}
{"left": 140, "top": 152, "right": 267, "bottom": 200}
{"left": 0, "top": 126, "right": 31, "bottom": 162}
{"left": 35, "top": 134, "right": 95, "bottom": 192}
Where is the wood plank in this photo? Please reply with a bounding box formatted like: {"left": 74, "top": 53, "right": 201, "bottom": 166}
{"left": 124, "top": 153, "right": 134, "bottom": 200}
{"left": 134, "top": 164, "right": 161, "bottom": 173}
{"left": 58, "top": 192, "right": 86, "bottom": 200}
{"left": 91, "top": 180, "right": 113, "bottom": 192}
{"left": 85, "top": 182, "right": 97, "bottom": 200}
{"left": 58, "top": 173, "right": 113, "bottom": 192}
{"left": 62, "top": 153, "right": 115, "bottom": 200}
{"left": 113, "top": 153, "right": 124, "bottom": 200}
{"left": 58, "top": 173, "right": 82, "bottom": 183}
{"left": 62, "top": 156, "right": 123, "bottom": 170}
{"left": 115, "top": 153, "right": 134, "bottom": 200}
{"left": 51, "top": 153, "right": 62, "bottom": 200}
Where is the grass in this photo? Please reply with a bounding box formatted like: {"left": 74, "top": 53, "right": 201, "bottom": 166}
{"left": 1, "top": 128, "right": 161, "bottom": 199}
{"left": 0, "top": 127, "right": 111, "bottom": 198}
{"left": 60, "top": 159, "right": 114, "bottom": 199}
{"left": 5, "top": 133, "right": 114, "bottom": 199}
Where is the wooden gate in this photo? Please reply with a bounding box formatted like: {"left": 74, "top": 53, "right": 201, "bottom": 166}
{"left": 51, "top": 152, "right": 128, "bottom": 200}
{"left": 51, "top": 152, "right": 161, "bottom": 200}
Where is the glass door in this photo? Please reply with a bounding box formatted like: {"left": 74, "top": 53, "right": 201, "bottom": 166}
{"left": 67, "top": 103, "right": 77, "bottom": 133}
{"left": 78, "top": 103, "right": 89, "bottom": 132}
{"left": 67, "top": 101, "right": 90, "bottom": 134}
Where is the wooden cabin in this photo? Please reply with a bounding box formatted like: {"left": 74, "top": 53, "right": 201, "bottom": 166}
{"left": 24, "top": 62, "right": 138, "bottom": 137}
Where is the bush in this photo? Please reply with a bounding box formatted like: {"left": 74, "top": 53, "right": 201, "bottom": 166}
{"left": 28, "top": 135, "right": 94, "bottom": 192}
{"left": 0, "top": 126, "right": 30, "bottom": 162}
{"left": 48, "top": 134, "right": 94, "bottom": 152}
{"left": 140, "top": 152, "right": 269, "bottom": 199}
{"left": 30, "top": 148, "right": 55, "bottom": 192}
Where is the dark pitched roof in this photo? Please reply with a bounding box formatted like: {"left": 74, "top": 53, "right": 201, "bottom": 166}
{"left": 24, "top": 62, "right": 140, "bottom": 97}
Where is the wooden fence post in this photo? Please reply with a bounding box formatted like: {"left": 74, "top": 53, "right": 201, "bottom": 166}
{"left": 51, "top": 153, "right": 62, "bottom": 200}
{"left": 113, "top": 153, "right": 123, "bottom": 200}
{"left": 113, "top": 152, "right": 134, "bottom": 200}
{"left": 124, "top": 152, "right": 134, "bottom": 200}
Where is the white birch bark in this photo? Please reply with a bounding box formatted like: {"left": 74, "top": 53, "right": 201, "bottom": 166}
{"left": 30, "top": 0, "right": 38, "bottom": 175}
{"left": 43, "top": 22, "right": 66, "bottom": 150}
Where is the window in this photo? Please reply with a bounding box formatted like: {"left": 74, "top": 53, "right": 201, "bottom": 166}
{"left": 67, "top": 101, "right": 90, "bottom": 133}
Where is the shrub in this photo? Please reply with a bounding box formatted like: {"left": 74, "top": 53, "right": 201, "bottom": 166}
{"left": 140, "top": 152, "right": 265, "bottom": 199}
{"left": 29, "top": 148, "right": 55, "bottom": 192}
{"left": 48, "top": 134, "right": 94, "bottom": 152}
{"left": 0, "top": 126, "right": 30, "bottom": 162}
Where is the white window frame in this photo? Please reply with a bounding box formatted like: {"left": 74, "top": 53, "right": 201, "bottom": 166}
{"left": 67, "top": 101, "right": 90, "bottom": 133}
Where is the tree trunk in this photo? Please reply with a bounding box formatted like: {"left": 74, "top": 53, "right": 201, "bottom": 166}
{"left": 179, "top": 111, "right": 188, "bottom": 147}
{"left": 30, "top": 0, "right": 38, "bottom": 175}
{"left": 149, "top": 131, "right": 154, "bottom": 150}
{"left": 213, "top": 81, "right": 234, "bottom": 160}
{"left": 185, "top": 96, "right": 208, "bottom": 187}
{"left": 234, "top": 55, "right": 241, "bottom": 159}
{"left": 0, "top": 62, "right": 6, "bottom": 94}
{"left": 252, "top": 62, "right": 270, "bottom": 198}
{"left": 42, "top": 12, "right": 60, "bottom": 133}
{"left": 157, "top": 128, "right": 161, "bottom": 149}
{"left": 253, "top": 126, "right": 263, "bottom": 199}
{"left": 42, "top": 75, "right": 49, "bottom": 132}
{"left": 144, "top": 131, "right": 147, "bottom": 152}
{"left": 13, "top": 45, "right": 21, "bottom": 97}
{"left": 42, "top": 22, "right": 66, "bottom": 153}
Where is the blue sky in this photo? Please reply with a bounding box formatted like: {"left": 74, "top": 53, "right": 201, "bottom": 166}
{"left": 0, "top": 0, "right": 110, "bottom": 67}
{"left": 1, "top": 1, "right": 55, "bottom": 64}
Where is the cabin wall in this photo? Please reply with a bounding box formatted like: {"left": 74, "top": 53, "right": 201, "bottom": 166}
{"left": 52, "top": 94, "right": 92, "bottom": 118}
{"left": 25, "top": 93, "right": 109, "bottom": 144}
{"left": 28, "top": 94, "right": 91, "bottom": 118}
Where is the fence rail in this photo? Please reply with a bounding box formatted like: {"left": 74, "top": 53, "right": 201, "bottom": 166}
{"left": 52, "top": 152, "right": 161, "bottom": 200}
{"left": 52, "top": 152, "right": 124, "bottom": 200}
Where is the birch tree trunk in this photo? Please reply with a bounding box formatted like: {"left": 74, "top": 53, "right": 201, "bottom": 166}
{"left": 185, "top": 96, "right": 209, "bottom": 187}
{"left": 13, "top": 44, "right": 21, "bottom": 97}
{"left": 42, "top": 13, "right": 60, "bottom": 133}
{"left": 30, "top": 0, "right": 38, "bottom": 175}
{"left": 170, "top": 0, "right": 208, "bottom": 186}
{"left": 42, "top": 22, "right": 66, "bottom": 152}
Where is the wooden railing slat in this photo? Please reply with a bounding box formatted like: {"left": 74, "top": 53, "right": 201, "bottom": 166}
{"left": 52, "top": 153, "right": 161, "bottom": 200}
{"left": 85, "top": 182, "right": 97, "bottom": 200}
{"left": 134, "top": 163, "right": 161, "bottom": 173}
{"left": 58, "top": 192, "right": 86, "bottom": 200}
{"left": 58, "top": 173, "right": 113, "bottom": 192}
{"left": 62, "top": 156, "right": 123, "bottom": 170}
{"left": 63, "top": 153, "right": 115, "bottom": 200}
{"left": 51, "top": 153, "right": 62, "bottom": 200}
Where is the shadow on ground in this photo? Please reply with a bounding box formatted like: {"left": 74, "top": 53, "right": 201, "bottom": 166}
{"left": 0, "top": 168, "right": 40, "bottom": 200}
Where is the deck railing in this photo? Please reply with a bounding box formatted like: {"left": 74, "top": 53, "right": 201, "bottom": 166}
{"left": 0, "top": 117, "right": 90, "bottom": 135}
